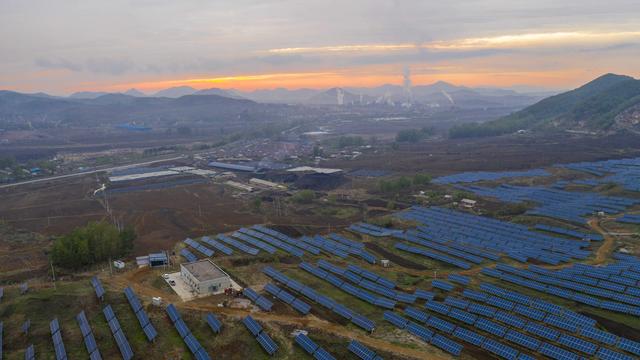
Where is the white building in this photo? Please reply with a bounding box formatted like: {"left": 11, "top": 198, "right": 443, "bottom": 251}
{"left": 180, "top": 259, "right": 232, "bottom": 295}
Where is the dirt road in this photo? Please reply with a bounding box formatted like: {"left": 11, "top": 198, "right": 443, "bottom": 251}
{"left": 589, "top": 218, "right": 615, "bottom": 265}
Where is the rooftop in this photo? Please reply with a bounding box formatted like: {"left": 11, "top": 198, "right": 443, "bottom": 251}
{"left": 182, "top": 259, "right": 229, "bottom": 282}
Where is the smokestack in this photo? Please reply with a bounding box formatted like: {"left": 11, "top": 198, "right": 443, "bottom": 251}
{"left": 403, "top": 66, "right": 413, "bottom": 105}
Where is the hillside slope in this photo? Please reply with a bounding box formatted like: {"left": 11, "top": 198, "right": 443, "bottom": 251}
{"left": 450, "top": 74, "right": 640, "bottom": 138}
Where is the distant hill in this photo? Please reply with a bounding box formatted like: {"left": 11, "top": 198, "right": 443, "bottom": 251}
{"left": 69, "top": 91, "right": 109, "bottom": 99}
{"left": 193, "top": 87, "right": 245, "bottom": 99}
{"left": 123, "top": 88, "right": 146, "bottom": 97}
{"left": 152, "top": 86, "right": 197, "bottom": 98}
{"left": 449, "top": 74, "right": 640, "bottom": 138}
{"left": 0, "top": 91, "right": 282, "bottom": 129}
{"left": 239, "top": 88, "right": 320, "bottom": 103}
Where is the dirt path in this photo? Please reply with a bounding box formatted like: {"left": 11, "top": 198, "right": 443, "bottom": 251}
{"left": 589, "top": 218, "right": 615, "bottom": 265}
{"left": 102, "top": 268, "right": 447, "bottom": 360}
{"left": 180, "top": 303, "right": 448, "bottom": 360}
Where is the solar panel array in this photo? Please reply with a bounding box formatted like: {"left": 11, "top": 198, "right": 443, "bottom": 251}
{"left": 483, "top": 263, "right": 640, "bottom": 316}
{"left": 252, "top": 225, "right": 321, "bottom": 255}
{"left": 456, "top": 184, "right": 639, "bottom": 224}
{"left": 91, "top": 277, "right": 106, "bottom": 300}
{"left": 295, "top": 333, "right": 336, "bottom": 360}
{"left": 396, "top": 206, "right": 591, "bottom": 265}
{"left": 299, "top": 235, "right": 348, "bottom": 259}
{"left": 165, "top": 304, "right": 211, "bottom": 360}
{"left": 327, "top": 233, "right": 377, "bottom": 264}
{"left": 299, "top": 262, "right": 397, "bottom": 309}
{"left": 617, "top": 214, "right": 640, "bottom": 224}
{"left": 452, "top": 281, "right": 640, "bottom": 359}
{"left": 232, "top": 231, "right": 277, "bottom": 254}
{"left": 242, "top": 287, "right": 274, "bottom": 311}
{"left": 180, "top": 248, "right": 198, "bottom": 262}
{"left": 50, "top": 318, "right": 68, "bottom": 360}
{"left": 217, "top": 234, "right": 259, "bottom": 255}
{"left": 316, "top": 260, "right": 416, "bottom": 303}
{"left": 534, "top": 224, "right": 603, "bottom": 241}
{"left": 264, "top": 283, "right": 311, "bottom": 315}
{"left": 237, "top": 227, "right": 304, "bottom": 257}
{"left": 76, "top": 310, "right": 102, "bottom": 359}
{"left": 560, "top": 157, "right": 640, "bottom": 192}
{"left": 383, "top": 310, "right": 464, "bottom": 356}
{"left": 348, "top": 340, "right": 383, "bottom": 360}
{"left": 184, "top": 238, "right": 214, "bottom": 257}
{"left": 123, "top": 287, "right": 158, "bottom": 342}
{"left": 200, "top": 236, "right": 234, "bottom": 255}
{"left": 348, "top": 222, "right": 398, "bottom": 237}
{"left": 206, "top": 313, "right": 222, "bottom": 334}
{"left": 242, "top": 316, "right": 278, "bottom": 355}
{"left": 433, "top": 168, "right": 550, "bottom": 184}
{"left": 102, "top": 305, "right": 134, "bottom": 360}
{"left": 263, "top": 266, "right": 375, "bottom": 332}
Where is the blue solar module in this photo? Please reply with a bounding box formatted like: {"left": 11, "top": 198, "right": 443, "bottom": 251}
{"left": 112, "top": 329, "right": 134, "bottom": 360}
{"left": 558, "top": 334, "right": 597, "bottom": 355}
{"left": 166, "top": 304, "right": 181, "bottom": 323}
{"left": 348, "top": 340, "right": 380, "bottom": 360}
{"left": 295, "top": 333, "right": 319, "bottom": 354}
{"left": 91, "top": 276, "right": 106, "bottom": 299}
{"left": 504, "top": 330, "right": 540, "bottom": 351}
{"left": 180, "top": 248, "right": 198, "bottom": 262}
{"left": 50, "top": 318, "right": 67, "bottom": 360}
{"left": 475, "top": 318, "right": 507, "bottom": 337}
{"left": 313, "top": 347, "right": 336, "bottom": 360}
{"left": 448, "top": 274, "right": 471, "bottom": 286}
{"left": 453, "top": 326, "right": 485, "bottom": 346}
{"left": 406, "top": 321, "right": 434, "bottom": 342}
{"left": 123, "top": 287, "right": 157, "bottom": 342}
{"left": 25, "top": 344, "right": 35, "bottom": 360}
{"left": 206, "top": 313, "right": 222, "bottom": 334}
{"left": 384, "top": 311, "right": 408, "bottom": 329}
{"left": 481, "top": 339, "right": 519, "bottom": 360}
{"left": 256, "top": 332, "right": 278, "bottom": 355}
{"left": 514, "top": 304, "right": 545, "bottom": 321}
{"left": 405, "top": 306, "right": 430, "bottom": 323}
{"left": 579, "top": 326, "right": 617, "bottom": 345}
{"left": 539, "top": 342, "right": 579, "bottom": 360}
{"left": 414, "top": 289, "right": 435, "bottom": 300}
{"left": 618, "top": 337, "right": 640, "bottom": 356}
{"left": 217, "top": 234, "right": 259, "bottom": 255}
{"left": 243, "top": 315, "right": 263, "bottom": 336}
{"left": 467, "top": 303, "right": 496, "bottom": 317}
{"left": 431, "top": 334, "right": 463, "bottom": 356}
{"left": 291, "top": 299, "right": 312, "bottom": 314}
{"left": 432, "top": 280, "right": 456, "bottom": 292}
{"left": 448, "top": 308, "right": 477, "bottom": 325}
{"left": 201, "top": 236, "right": 233, "bottom": 255}
{"left": 142, "top": 324, "right": 158, "bottom": 342}
{"left": 597, "top": 347, "right": 635, "bottom": 360}
{"left": 524, "top": 322, "right": 559, "bottom": 341}
{"left": 175, "top": 318, "right": 191, "bottom": 338}
{"left": 494, "top": 311, "right": 526, "bottom": 328}
{"left": 426, "top": 315, "right": 456, "bottom": 334}
{"left": 351, "top": 315, "right": 375, "bottom": 332}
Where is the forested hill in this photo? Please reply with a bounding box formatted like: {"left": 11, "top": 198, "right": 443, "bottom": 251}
{"left": 449, "top": 74, "right": 640, "bottom": 138}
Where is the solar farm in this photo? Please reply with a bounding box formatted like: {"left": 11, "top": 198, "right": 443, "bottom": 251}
{"left": 1, "top": 155, "right": 640, "bottom": 359}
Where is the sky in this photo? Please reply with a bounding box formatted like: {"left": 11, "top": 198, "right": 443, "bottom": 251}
{"left": 1, "top": 0, "right": 640, "bottom": 95}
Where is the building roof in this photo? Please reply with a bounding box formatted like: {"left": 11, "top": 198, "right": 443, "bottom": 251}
{"left": 287, "top": 166, "right": 342, "bottom": 174}
{"left": 182, "top": 259, "right": 229, "bottom": 282}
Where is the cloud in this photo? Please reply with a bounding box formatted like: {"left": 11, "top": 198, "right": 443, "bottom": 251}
{"left": 85, "top": 57, "right": 134, "bottom": 75}
{"left": 34, "top": 57, "right": 83, "bottom": 72}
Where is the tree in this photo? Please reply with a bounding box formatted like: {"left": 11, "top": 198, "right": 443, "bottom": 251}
{"left": 413, "top": 173, "right": 432, "bottom": 186}
{"left": 251, "top": 197, "right": 262, "bottom": 212}
{"left": 291, "top": 190, "right": 315, "bottom": 204}
{"left": 50, "top": 221, "right": 136, "bottom": 270}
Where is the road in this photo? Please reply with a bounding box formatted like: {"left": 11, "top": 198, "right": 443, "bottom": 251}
{"left": 0, "top": 155, "right": 186, "bottom": 189}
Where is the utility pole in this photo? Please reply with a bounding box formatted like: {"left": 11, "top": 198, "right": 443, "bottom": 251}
{"left": 50, "top": 259, "right": 57, "bottom": 290}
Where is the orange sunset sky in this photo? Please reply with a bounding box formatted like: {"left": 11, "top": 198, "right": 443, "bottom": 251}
{"left": 1, "top": 1, "right": 639, "bottom": 94}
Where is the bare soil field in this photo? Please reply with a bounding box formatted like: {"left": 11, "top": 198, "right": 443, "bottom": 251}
{"left": 326, "top": 132, "right": 640, "bottom": 175}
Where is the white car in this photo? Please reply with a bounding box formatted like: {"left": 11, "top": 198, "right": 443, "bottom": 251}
{"left": 163, "top": 274, "right": 170, "bottom": 279}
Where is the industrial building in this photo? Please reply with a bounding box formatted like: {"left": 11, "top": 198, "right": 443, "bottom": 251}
{"left": 180, "top": 259, "right": 232, "bottom": 295}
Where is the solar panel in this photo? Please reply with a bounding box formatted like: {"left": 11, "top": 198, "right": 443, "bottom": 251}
{"left": 505, "top": 329, "right": 540, "bottom": 351}
{"left": 481, "top": 339, "right": 518, "bottom": 360}
{"left": 313, "top": 348, "right": 336, "bottom": 360}
{"left": 426, "top": 315, "right": 456, "bottom": 334}
{"left": 558, "top": 334, "right": 597, "bottom": 355}
{"left": 175, "top": 318, "right": 191, "bottom": 338}
{"left": 348, "top": 340, "right": 378, "bottom": 360}
{"left": 406, "top": 321, "right": 434, "bottom": 342}
{"left": 475, "top": 318, "right": 507, "bottom": 337}
{"left": 579, "top": 326, "right": 617, "bottom": 345}
{"left": 384, "top": 311, "right": 408, "bottom": 329}
{"left": 113, "top": 329, "right": 134, "bottom": 360}
{"left": 539, "top": 342, "right": 579, "bottom": 360}
{"left": 243, "top": 316, "right": 263, "bottom": 336}
{"left": 256, "top": 332, "right": 278, "bottom": 355}
{"left": 143, "top": 323, "right": 158, "bottom": 342}
{"left": 431, "top": 334, "right": 462, "bottom": 356}
{"left": 206, "top": 313, "right": 222, "bottom": 333}
{"left": 295, "top": 334, "right": 319, "bottom": 354}
{"left": 25, "top": 344, "right": 35, "bottom": 360}
{"left": 166, "top": 304, "right": 181, "bottom": 323}
{"left": 448, "top": 308, "right": 477, "bottom": 325}
{"left": 91, "top": 276, "right": 105, "bottom": 299}
{"left": 597, "top": 347, "right": 635, "bottom": 360}
{"left": 617, "top": 337, "right": 640, "bottom": 356}
{"left": 453, "top": 327, "right": 485, "bottom": 346}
